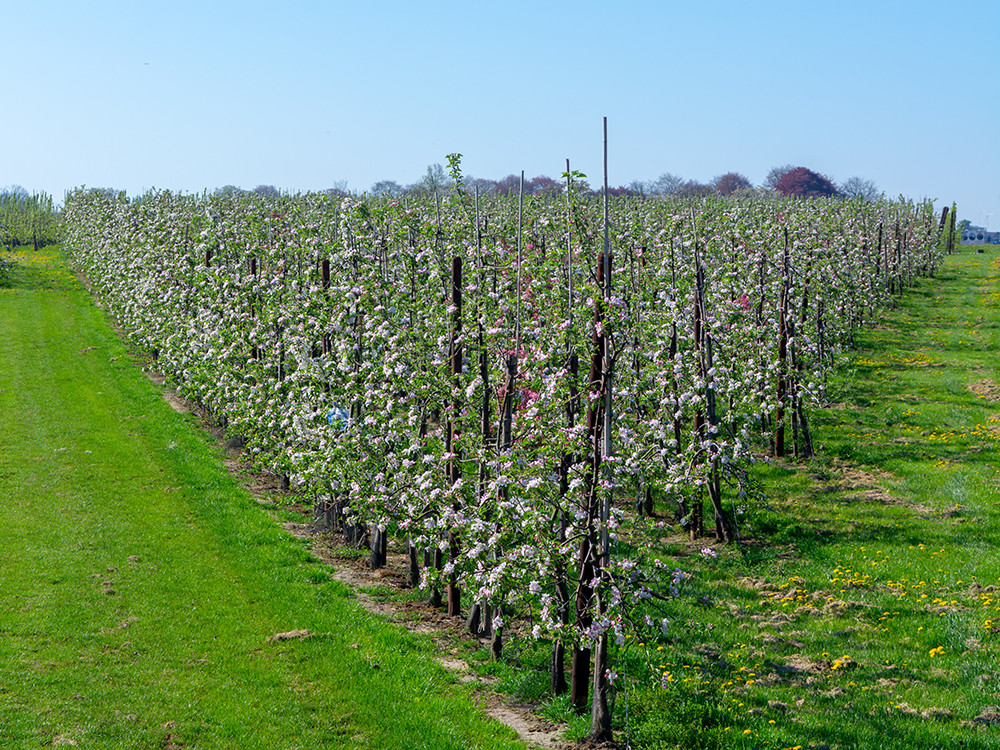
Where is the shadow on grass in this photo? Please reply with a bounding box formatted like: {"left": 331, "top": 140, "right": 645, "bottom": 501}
{"left": 0, "top": 252, "right": 79, "bottom": 293}
{"left": 786, "top": 717, "right": 997, "bottom": 750}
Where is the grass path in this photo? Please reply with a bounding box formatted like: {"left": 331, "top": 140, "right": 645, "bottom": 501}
{"left": 783, "top": 247, "right": 1000, "bottom": 746}
{"left": 0, "top": 248, "right": 525, "bottom": 749}
{"left": 629, "top": 246, "right": 1000, "bottom": 749}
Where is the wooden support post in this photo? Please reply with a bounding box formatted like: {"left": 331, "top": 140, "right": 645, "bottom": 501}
{"left": 446, "top": 256, "right": 463, "bottom": 618}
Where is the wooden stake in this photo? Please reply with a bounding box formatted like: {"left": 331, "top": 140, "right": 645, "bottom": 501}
{"left": 447, "top": 256, "right": 463, "bottom": 617}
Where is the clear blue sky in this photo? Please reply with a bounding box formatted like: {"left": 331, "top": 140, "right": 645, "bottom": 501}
{"left": 5, "top": 0, "right": 999, "bottom": 227}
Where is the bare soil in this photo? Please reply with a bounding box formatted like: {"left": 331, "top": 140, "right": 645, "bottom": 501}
{"left": 968, "top": 379, "right": 1000, "bottom": 402}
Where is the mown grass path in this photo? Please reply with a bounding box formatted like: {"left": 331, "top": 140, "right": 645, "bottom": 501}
{"left": 795, "top": 247, "right": 1000, "bottom": 744}
{"left": 0, "top": 248, "right": 525, "bottom": 749}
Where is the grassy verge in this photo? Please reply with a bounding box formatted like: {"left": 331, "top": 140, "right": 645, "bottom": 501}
{"left": 461, "top": 249, "right": 1000, "bottom": 749}
{"left": 0, "top": 247, "right": 525, "bottom": 749}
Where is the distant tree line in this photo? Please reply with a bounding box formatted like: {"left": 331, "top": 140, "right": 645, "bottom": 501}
{"left": 361, "top": 164, "right": 882, "bottom": 202}
{"left": 203, "top": 165, "right": 882, "bottom": 204}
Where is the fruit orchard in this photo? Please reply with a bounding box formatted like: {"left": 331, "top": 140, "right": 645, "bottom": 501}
{"left": 63, "top": 178, "right": 950, "bottom": 738}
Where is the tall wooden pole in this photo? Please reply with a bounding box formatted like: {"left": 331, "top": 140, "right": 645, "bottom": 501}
{"left": 447, "top": 257, "right": 463, "bottom": 617}
{"left": 589, "top": 117, "right": 613, "bottom": 743}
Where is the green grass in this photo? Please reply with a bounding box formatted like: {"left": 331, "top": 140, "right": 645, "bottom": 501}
{"left": 474, "top": 250, "right": 1000, "bottom": 749}
{"left": 0, "top": 247, "right": 525, "bottom": 749}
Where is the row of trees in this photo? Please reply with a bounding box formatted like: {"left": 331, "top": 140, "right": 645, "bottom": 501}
{"left": 63, "top": 178, "right": 950, "bottom": 742}
{"left": 0, "top": 186, "right": 61, "bottom": 249}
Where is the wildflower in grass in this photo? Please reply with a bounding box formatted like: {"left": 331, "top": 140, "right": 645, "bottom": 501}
{"left": 700, "top": 547, "right": 717, "bottom": 559}
{"left": 929, "top": 646, "right": 945, "bottom": 657}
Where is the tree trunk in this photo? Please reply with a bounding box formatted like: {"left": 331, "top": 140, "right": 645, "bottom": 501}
{"left": 425, "top": 545, "right": 442, "bottom": 608}
{"left": 572, "top": 252, "right": 609, "bottom": 711}
{"left": 570, "top": 643, "right": 591, "bottom": 713}
{"left": 406, "top": 538, "right": 420, "bottom": 588}
{"left": 550, "top": 638, "right": 567, "bottom": 695}
{"left": 490, "top": 622, "right": 503, "bottom": 661}
{"left": 589, "top": 620, "right": 613, "bottom": 742}
{"left": 369, "top": 526, "right": 387, "bottom": 570}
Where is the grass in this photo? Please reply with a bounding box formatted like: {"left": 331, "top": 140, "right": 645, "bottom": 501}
{"left": 467, "top": 249, "right": 1000, "bottom": 749}
{"left": 0, "top": 247, "right": 525, "bottom": 749}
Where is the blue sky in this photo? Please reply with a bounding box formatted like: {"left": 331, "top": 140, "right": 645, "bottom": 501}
{"left": 5, "top": 0, "right": 999, "bottom": 227}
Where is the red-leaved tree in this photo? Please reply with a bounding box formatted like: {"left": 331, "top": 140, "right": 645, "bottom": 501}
{"left": 774, "top": 167, "right": 838, "bottom": 198}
